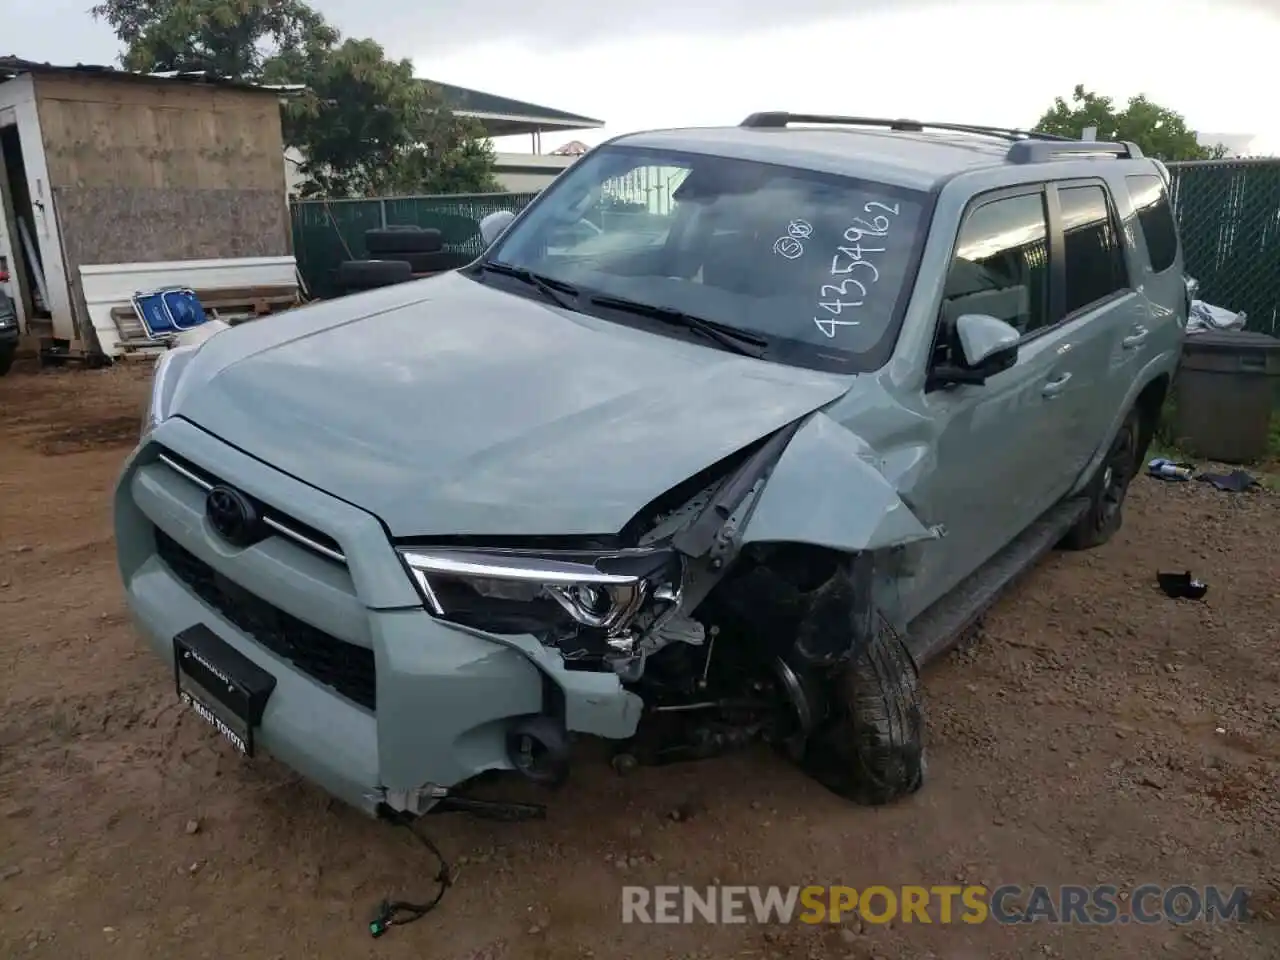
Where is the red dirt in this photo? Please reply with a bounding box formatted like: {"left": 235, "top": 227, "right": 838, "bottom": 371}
{"left": 1, "top": 361, "right": 1278, "bottom": 960}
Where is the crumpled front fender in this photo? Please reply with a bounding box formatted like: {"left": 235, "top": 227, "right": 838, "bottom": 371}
{"left": 741, "top": 413, "right": 935, "bottom": 553}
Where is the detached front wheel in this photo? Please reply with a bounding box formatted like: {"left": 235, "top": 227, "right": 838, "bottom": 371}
{"left": 801, "top": 618, "right": 925, "bottom": 806}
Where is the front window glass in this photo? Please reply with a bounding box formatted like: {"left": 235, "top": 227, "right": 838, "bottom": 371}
{"left": 483, "top": 145, "right": 932, "bottom": 371}
{"left": 942, "top": 192, "right": 1051, "bottom": 337}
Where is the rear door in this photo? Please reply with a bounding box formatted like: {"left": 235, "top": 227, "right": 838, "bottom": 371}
{"left": 1038, "top": 179, "right": 1143, "bottom": 493}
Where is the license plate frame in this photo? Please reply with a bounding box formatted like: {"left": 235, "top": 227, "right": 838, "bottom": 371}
{"left": 173, "top": 625, "right": 276, "bottom": 757}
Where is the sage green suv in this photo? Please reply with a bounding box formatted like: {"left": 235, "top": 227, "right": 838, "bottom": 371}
{"left": 115, "top": 114, "right": 1185, "bottom": 818}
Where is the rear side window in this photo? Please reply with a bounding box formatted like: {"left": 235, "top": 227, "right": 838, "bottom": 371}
{"left": 1125, "top": 174, "right": 1179, "bottom": 273}
{"left": 1058, "top": 185, "right": 1128, "bottom": 315}
{"left": 941, "top": 192, "right": 1051, "bottom": 337}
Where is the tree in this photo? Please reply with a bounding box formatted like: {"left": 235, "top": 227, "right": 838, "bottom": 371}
{"left": 1034, "top": 85, "right": 1227, "bottom": 162}
{"left": 93, "top": 0, "right": 336, "bottom": 79}
{"left": 263, "top": 38, "right": 498, "bottom": 198}
{"left": 91, "top": 0, "right": 499, "bottom": 198}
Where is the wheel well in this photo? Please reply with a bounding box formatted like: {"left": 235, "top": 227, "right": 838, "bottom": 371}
{"left": 1134, "top": 374, "right": 1169, "bottom": 452}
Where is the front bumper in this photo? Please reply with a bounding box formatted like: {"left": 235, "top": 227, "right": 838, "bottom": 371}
{"left": 115, "top": 416, "right": 643, "bottom": 816}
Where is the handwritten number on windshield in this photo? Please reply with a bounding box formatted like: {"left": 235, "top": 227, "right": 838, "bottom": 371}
{"left": 813, "top": 200, "right": 901, "bottom": 339}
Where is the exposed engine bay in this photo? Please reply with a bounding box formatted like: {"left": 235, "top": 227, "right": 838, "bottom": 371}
{"left": 401, "top": 420, "right": 905, "bottom": 783}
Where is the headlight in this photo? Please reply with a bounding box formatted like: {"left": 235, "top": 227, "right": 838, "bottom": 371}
{"left": 140, "top": 344, "right": 200, "bottom": 441}
{"left": 397, "top": 546, "right": 683, "bottom": 655}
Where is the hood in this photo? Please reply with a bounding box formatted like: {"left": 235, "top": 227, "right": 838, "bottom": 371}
{"left": 170, "top": 272, "right": 851, "bottom": 538}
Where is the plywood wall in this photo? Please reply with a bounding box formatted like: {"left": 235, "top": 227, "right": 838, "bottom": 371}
{"left": 33, "top": 75, "right": 290, "bottom": 267}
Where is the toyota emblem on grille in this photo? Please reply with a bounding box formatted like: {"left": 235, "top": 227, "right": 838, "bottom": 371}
{"left": 205, "top": 485, "right": 261, "bottom": 546}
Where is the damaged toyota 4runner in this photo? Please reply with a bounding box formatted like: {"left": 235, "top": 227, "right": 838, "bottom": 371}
{"left": 115, "top": 114, "right": 1186, "bottom": 818}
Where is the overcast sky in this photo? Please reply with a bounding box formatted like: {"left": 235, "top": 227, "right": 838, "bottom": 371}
{"left": 4, "top": 0, "right": 1278, "bottom": 154}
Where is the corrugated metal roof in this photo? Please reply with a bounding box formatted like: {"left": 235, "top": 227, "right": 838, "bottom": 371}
{"left": 426, "top": 79, "right": 603, "bottom": 132}
{"left": 0, "top": 56, "right": 301, "bottom": 95}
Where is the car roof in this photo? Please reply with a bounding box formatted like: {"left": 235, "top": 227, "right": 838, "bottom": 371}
{"left": 610, "top": 124, "right": 1148, "bottom": 192}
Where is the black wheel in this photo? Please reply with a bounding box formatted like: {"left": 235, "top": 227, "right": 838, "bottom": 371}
{"left": 800, "top": 618, "right": 925, "bottom": 806}
{"left": 365, "top": 227, "right": 443, "bottom": 255}
{"left": 1060, "top": 406, "right": 1141, "bottom": 551}
{"left": 0, "top": 344, "right": 14, "bottom": 376}
{"left": 337, "top": 259, "right": 413, "bottom": 292}
{"left": 397, "top": 250, "right": 470, "bottom": 274}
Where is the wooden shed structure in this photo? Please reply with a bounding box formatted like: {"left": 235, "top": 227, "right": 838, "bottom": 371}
{"left": 0, "top": 58, "right": 298, "bottom": 354}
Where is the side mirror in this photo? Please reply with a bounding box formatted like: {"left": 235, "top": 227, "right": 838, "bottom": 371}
{"left": 956, "top": 313, "right": 1019, "bottom": 370}
{"left": 479, "top": 210, "right": 516, "bottom": 247}
{"left": 929, "top": 313, "right": 1020, "bottom": 389}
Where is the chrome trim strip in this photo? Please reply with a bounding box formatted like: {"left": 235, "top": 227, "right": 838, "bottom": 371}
{"left": 262, "top": 516, "right": 347, "bottom": 564}
{"left": 156, "top": 453, "right": 347, "bottom": 564}
{"left": 398, "top": 550, "right": 638, "bottom": 585}
{"left": 406, "top": 568, "right": 446, "bottom": 616}
{"left": 158, "top": 453, "right": 211, "bottom": 491}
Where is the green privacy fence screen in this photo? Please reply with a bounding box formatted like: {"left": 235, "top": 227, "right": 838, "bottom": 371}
{"left": 1167, "top": 158, "right": 1280, "bottom": 336}
{"left": 291, "top": 192, "right": 540, "bottom": 298}
{"left": 292, "top": 162, "right": 1280, "bottom": 330}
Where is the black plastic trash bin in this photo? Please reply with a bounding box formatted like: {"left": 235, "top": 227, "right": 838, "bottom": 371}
{"left": 1172, "top": 330, "right": 1280, "bottom": 463}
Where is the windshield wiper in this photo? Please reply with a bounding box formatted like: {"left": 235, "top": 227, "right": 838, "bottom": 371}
{"left": 589, "top": 294, "right": 768, "bottom": 358}
{"left": 477, "top": 260, "right": 578, "bottom": 310}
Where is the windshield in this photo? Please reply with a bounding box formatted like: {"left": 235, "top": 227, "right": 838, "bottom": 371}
{"left": 481, "top": 144, "right": 933, "bottom": 372}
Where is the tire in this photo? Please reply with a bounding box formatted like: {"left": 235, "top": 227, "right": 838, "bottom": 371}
{"left": 0, "top": 344, "right": 14, "bottom": 376}
{"left": 337, "top": 259, "right": 413, "bottom": 291}
{"left": 801, "top": 617, "right": 925, "bottom": 806}
{"left": 365, "top": 227, "right": 443, "bottom": 255}
{"left": 1060, "top": 405, "right": 1141, "bottom": 551}
{"left": 398, "top": 250, "right": 470, "bottom": 274}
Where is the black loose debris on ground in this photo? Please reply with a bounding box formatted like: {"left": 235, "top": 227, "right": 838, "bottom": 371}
{"left": 1156, "top": 571, "right": 1209, "bottom": 601}
{"left": 1197, "top": 469, "right": 1260, "bottom": 493}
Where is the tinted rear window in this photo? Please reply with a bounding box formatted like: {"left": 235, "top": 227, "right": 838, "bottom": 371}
{"left": 1125, "top": 174, "right": 1179, "bottom": 273}
{"left": 1059, "top": 185, "right": 1128, "bottom": 315}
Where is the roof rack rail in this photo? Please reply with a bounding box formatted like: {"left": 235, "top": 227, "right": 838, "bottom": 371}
{"left": 739, "top": 112, "right": 1078, "bottom": 143}
{"left": 1005, "top": 139, "right": 1144, "bottom": 163}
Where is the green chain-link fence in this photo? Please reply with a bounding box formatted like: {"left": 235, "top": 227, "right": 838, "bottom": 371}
{"left": 1167, "top": 158, "right": 1280, "bottom": 336}
{"left": 291, "top": 192, "right": 540, "bottom": 298}
{"left": 293, "top": 164, "right": 1280, "bottom": 330}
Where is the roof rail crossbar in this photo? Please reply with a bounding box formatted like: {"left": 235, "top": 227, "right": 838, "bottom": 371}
{"left": 738, "top": 112, "right": 1076, "bottom": 143}
{"left": 1005, "top": 139, "right": 1144, "bottom": 163}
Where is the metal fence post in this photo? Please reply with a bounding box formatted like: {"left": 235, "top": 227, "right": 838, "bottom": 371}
{"left": 379, "top": 199, "right": 388, "bottom": 229}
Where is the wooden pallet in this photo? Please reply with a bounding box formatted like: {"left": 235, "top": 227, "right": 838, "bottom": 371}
{"left": 111, "top": 284, "right": 302, "bottom": 351}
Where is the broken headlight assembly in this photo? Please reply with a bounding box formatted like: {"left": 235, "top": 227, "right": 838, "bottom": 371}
{"left": 396, "top": 546, "right": 684, "bottom": 655}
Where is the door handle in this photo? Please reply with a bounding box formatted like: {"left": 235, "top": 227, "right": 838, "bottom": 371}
{"left": 1042, "top": 372, "right": 1072, "bottom": 398}
{"left": 1122, "top": 327, "right": 1149, "bottom": 349}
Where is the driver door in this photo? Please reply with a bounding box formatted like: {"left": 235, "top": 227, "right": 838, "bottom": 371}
{"left": 908, "top": 185, "right": 1079, "bottom": 617}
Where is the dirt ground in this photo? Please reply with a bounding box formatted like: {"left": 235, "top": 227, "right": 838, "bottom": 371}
{"left": 1, "top": 360, "right": 1278, "bottom": 960}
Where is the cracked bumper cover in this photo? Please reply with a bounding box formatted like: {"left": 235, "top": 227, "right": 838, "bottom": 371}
{"left": 115, "top": 435, "right": 643, "bottom": 819}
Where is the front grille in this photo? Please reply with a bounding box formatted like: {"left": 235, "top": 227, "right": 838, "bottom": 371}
{"left": 155, "top": 448, "right": 346, "bottom": 564}
{"left": 155, "top": 529, "right": 376, "bottom": 711}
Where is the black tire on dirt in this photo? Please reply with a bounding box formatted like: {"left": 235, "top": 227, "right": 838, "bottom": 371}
{"left": 1060, "top": 405, "right": 1141, "bottom": 551}
{"left": 801, "top": 619, "right": 925, "bottom": 806}
{"left": 398, "top": 250, "right": 471, "bottom": 274}
{"left": 0, "top": 344, "right": 14, "bottom": 376}
{"left": 364, "top": 227, "right": 444, "bottom": 255}
{"left": 337, "top": 259, "right": 413, "bottom": 292}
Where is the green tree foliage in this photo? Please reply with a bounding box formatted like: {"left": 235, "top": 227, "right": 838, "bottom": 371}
{"left": 91, "top": 0, "right": 500, "bottom": 197}
{"left": 1035, "top": 85, "right": 1228, "bottom": 162}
